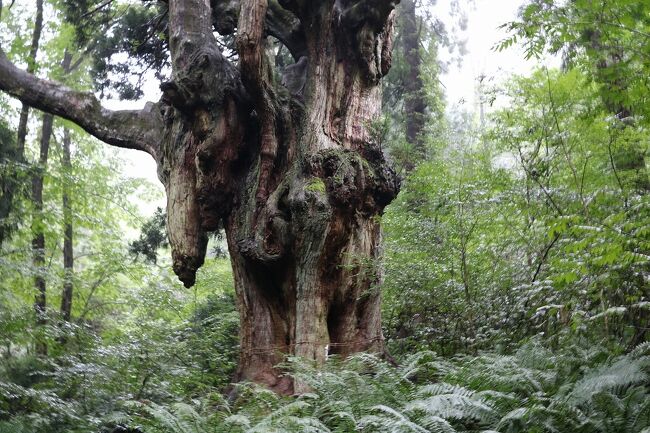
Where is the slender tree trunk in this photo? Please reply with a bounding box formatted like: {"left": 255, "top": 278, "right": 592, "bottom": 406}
{"left": 32, "top": 52, "right": 73, "bottom": 354}
{"left": 32, "top": 113, "right": 53, "bottom": 356}
{"left": 0, "top": 0, "right": 43, "bottom": 246}
{"left": 60, "top": 126, "right": 73, "bottom": 323}
{"left": 15, "top": 0, "right": 43, "bottom": 159}
{"left": 58, "top": 51, "right": 74, "bottom": 325}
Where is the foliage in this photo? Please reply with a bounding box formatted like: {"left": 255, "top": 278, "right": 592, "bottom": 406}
{"left": 61, "top": 0, "right": 170, "bottom": 100}
{"left": 498, "top": 0, "right": 650, "bottom": 123}
{"left": 383, "top": 65, "right": 649, "bottom": 356}
{"left": 0, "top": 257, "right": 238, "bottom": 433}
{"left": 129, "top": 207, "right": 168, "bottom": 264}
{"left": 123, "top": 341, "right": 650, "bottom": 433}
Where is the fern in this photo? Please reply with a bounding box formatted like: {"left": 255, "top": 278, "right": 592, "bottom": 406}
{"left": 120, "top": 343, "right": 650, "bottom": 433}
{"left": 566, "top": 356, "right": 649, "bottom": 405}
{"left": 358, "top": 405, "right": 433, "bottom": 433}
{"left": 405, "top": 385, "right": 497, "bottom": 424}
{"left": 628, "top": 397, "right": 650, "bottom": 433}
{"left": 137, "top": 402, "right": 208, "bottom": 433}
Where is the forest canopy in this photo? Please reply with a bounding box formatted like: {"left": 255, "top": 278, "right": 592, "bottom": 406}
{"left": 0, "top": 0, "right": 649, "bottom": 432}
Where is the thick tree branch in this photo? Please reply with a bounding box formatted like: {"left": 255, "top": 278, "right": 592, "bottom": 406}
{"left": 267, "top": 0, "right": 307, "bottom": 59}
{"left": 0, "top": 49, "right": 161, "bottom": 158}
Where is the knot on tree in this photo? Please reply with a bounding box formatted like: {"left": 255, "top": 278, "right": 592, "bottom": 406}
{"left": 161, "top": 45, "right": 239, "bottom": 111}
{"left": 238, "top": 179, "right": 293, "bottom": 268}
{"left": 238, "top": 233, "right": 284, "bottom": 265}
{"left": 211, "top": 0, "right": 239, "bottom": 34}
{"left": 172, "top": 245, "right": 207, "bottom": 288}
{"left": 335, "top": 1, "right": 397, "bottom": 84}
{"left": 356, "top": 18, "right": 395, "bottom": 83}
{"left": 339, "top": 0, "right": 399, "bottom": 31}
{"left": 308, "top": 147, "right": 399, "bottom": 217}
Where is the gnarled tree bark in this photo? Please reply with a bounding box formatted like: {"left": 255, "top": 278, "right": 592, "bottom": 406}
{"left": 0, "top": 0, "right": 400, "bottom": 393}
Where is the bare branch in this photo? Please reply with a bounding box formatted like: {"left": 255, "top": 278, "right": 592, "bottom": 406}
{"left": 0, "top": 49, "right": 161, "bottom": 158}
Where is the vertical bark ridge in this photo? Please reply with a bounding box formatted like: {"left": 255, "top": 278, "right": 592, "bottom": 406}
{"left": 237, "top": 0, "right": 281, "bottom": 207}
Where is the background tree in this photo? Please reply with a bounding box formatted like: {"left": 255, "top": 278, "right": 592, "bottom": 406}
{"left": 59, "top": 126, "right": 74, "bottom": 324}
{"left": 383, "top": 0, "right": 450, "bottom": 173}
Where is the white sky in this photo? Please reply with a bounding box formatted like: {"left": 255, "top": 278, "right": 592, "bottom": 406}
{"left": 108, "top": 0, "right": 557, "bottom": 216}
{"left": 438, "top": 0, "right": 557, "bottom": 109}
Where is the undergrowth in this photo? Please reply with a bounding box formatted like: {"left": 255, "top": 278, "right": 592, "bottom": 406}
{"left": 108, "top": 340, "right": 650, "bottom": 433}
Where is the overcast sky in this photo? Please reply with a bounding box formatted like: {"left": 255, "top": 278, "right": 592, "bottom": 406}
{"left": 110, "top": 0, "right": 554, "bottom": 215}
{"left": 439, "top": 0, "right": 558, "bottom": 108}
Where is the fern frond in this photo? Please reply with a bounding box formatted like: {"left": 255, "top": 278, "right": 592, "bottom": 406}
{"left": 416, "top": 415, "right": 457, "bottom": 433}
{"left": 399, "top": 351, "right": 452, "bottom": 381}
{"left": 140, "top": 401, "right": 208, "bottom": 433}
{"left": 628, "top": 395, "right": 650, "bottom": 432}
{"left": 475, "top": 389, "right": 521, "bottom": 412}
{"left": 629, "top": 342, "right": 650, "bottom": 359}
{"left": 223, "top": 413, "right": 251, "bottom": 429}
{"left": 358, "top": 405, "right": 431, "bottom": 433}
{"left": 416, "top": 383, "right": 475, "bottom": 398}
{"left": 405, "top": 393, "right": 496, "bottom": 423}
{"left": 567, "top": 357, "right": 648, "bottom": 405}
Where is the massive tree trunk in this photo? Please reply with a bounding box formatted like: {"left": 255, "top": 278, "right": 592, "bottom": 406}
{"left": 0, "top": 0, "right": 400, "bottom": 393}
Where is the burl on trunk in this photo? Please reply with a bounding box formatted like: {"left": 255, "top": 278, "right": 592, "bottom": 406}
{"left": 0, "top": 0, "right": 400, "bottom": 393}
